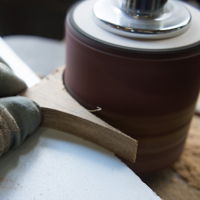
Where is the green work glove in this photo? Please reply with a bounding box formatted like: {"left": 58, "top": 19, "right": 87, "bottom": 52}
{"left": 0, "top": 62, "right": 41, "bottom": 157}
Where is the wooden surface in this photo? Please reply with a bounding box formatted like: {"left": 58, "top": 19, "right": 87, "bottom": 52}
{"left": 142, "top": 115, "right": 200, "bottom": 200}
{"left": 20, "top": 67, "right": 137, "bottom": 163}
{"left": 20, "top": 66, "right": 200, "bottom": 199}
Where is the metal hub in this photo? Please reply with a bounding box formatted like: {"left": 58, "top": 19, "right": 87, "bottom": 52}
{"left": 93, "top": 0, "right": 191, "bottom": 39}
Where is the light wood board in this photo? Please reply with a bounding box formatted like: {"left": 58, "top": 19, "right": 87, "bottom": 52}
{"left": 21, "top": 67, "right": 138, "bottom": 163}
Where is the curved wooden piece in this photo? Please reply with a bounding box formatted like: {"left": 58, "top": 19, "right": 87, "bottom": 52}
{"left": 20, "top": 67, "right": 137, "bottom": 163}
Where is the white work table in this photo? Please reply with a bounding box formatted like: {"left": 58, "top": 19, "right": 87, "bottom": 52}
{"left": 0, "top": 127, "right": 159, "bottom": 200}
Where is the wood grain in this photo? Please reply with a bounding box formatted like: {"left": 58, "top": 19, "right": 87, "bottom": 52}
{"left": 20, "top": 67, "right": 138, "bottom": 163}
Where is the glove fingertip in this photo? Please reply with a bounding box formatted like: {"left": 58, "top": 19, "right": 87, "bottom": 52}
{"left": 0, "top": 96, "right": 42, "bottom": 156}
{"left": 0, "top": 62, "right": 27, "bottom": 97}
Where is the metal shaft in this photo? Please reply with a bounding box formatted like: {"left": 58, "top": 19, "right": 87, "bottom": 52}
{"left": 121, "top": 0, "right": 168, "bottom": 16}
{"left": 93, "top": 0, "right": 191, "bottom": 39}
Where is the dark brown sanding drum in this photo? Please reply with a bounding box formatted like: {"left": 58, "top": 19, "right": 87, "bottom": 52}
{"left": 64, "top": 0, "right": 200, "bottom": 174}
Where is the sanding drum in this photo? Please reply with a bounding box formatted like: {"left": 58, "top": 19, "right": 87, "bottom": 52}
{"left": 64, "top": 0, "right": 200, "bottom": 174}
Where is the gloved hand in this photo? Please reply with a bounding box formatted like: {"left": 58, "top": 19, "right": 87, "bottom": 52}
{"left": 0, "top": 61, "right": 41, "bottom": 157}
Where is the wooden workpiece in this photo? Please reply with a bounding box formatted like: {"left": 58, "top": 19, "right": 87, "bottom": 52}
{"left": 21, "top": 67, "right": 137, "bottom": 163}
{"left": 21, "top": 67, "right": 200, "bottom": 200}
